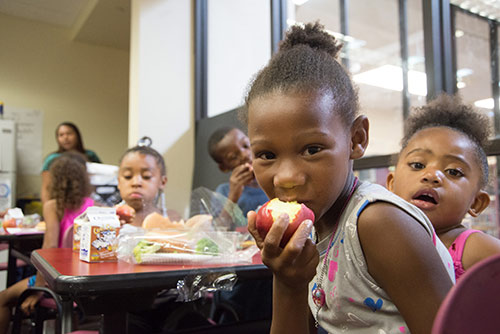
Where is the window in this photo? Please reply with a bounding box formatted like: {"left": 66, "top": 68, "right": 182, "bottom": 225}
{"left": 207, "top": 0, "right": 271, "bottom": 118}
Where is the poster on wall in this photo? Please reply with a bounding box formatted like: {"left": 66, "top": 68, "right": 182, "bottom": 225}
{"left": 3, "top": 106, "right": 43, "bottom": 175}
{"left": 0, "top": 177, "right": 12, "bottom": 211}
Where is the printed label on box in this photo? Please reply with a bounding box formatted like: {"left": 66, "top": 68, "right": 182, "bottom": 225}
{"left": 77, "top": 206, "right": 120, "bottom": 262}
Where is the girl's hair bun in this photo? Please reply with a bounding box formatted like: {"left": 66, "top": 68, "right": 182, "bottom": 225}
{"left": 279, "top": 21, "right": 342, "bottom": 58}
{"left": 137, "top": 136, "right": 153, "bottom": 147}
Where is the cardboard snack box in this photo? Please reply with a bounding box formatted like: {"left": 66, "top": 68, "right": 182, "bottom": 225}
{"left": 74, "top": 206, "right": 113, "bottom": 253}
{"left": 78, "top": 207, "right": 120, "bottom": 262}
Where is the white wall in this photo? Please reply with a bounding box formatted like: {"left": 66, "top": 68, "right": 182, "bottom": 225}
{"left": 0, "top": 13, "right": 130, "bottom": 198}
{"left": 130, "top": 0, "right": 194, "bottom": 218}
{"left": 207, "top": 0, "right": 271, "bottom": 117}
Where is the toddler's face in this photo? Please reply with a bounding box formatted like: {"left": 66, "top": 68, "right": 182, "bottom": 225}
{"left": 216, "top": 128, "right": 252, "bottom": 171}
{"left": 57, "top": 125, "right": 78, "bottom": 151}
{"left": 118, "top": 152, "right": 166, "bottom": 211}
{"left": 387, "top": 127, "right": 484, "bottom": 232}
{"left": 247, "top": 91, "right": 354, "bottom": 224}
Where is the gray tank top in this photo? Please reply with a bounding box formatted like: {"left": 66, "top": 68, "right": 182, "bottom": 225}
{"left": 308, "top": 182, "right": 454, "bottom": 333}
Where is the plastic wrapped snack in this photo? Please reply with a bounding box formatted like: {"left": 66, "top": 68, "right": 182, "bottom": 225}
{"left": 117, "top": 187, "right": 258, "bottom": 265}
{"left": 117, "top": 229, "right": 258, "bottom": 265}
{"left": 189, "top": 187, "right": 247, "bottom": 230}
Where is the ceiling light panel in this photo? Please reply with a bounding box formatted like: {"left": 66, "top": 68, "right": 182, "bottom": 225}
{"left": 450, "top": 0, "right": 500, "bottom": 22}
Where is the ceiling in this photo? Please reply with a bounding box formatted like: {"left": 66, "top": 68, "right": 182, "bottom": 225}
{"left": 0, "top": 0, "right": 496, "bottom": 52}
{"left": 0, "top": 0, "right": 131, "bottom": 50}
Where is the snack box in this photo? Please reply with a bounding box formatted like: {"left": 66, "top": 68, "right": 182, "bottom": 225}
{"left": 73, "top": 207, "right": 107, "bottom": 252}
{"left": 78, "top": 207, "right": 120, "bottom": 262}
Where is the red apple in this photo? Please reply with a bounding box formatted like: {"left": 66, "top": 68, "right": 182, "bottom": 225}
{"left": 116, "top": 204, "right": 135, "bottom": 225}
{"left": 256, "top": 198, "right": 315, "bottom": 247}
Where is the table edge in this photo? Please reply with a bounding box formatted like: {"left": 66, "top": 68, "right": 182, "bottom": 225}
{"left": 31, "top": 250, "right": 270, "bottom": 296}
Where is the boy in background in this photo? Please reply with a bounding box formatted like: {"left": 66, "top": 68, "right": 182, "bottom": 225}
{"left": 207, "top": 126, "right": 271, "bottom": 324}
{"left": 208, "top": 126, "right": 268, "bottom": 216}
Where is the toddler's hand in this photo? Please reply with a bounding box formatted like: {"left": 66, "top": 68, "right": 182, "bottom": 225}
{"left": 247, "top": 211, "right": 318, "bottom": 290}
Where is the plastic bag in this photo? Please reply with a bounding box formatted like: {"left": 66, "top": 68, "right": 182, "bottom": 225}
{"left": 189, "top": 187, "right": 247, "bottom": 230}
{"left": 117, "top": 229, "right": 258, "bottom": 265}
{"left": 173, "top": 271, "right": 238, "bottom": 302}
{"left": 1, "top": 208, "right": 40, "bottom": 228}
{"left": 117, "top": 186, "right": 259, "bottom": 265}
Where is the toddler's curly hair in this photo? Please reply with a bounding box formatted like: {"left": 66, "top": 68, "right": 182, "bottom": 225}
{"left": 401, "top": 94, "right": 492, "bottom": 188}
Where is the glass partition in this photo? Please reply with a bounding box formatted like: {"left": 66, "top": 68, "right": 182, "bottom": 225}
{"left": 207, "top": 0, "right": 271, "bottom": 118}
{"left": 291, "top": 0, "right": 340, "bottom": 32}
{"left": 406, "top": 0, "right": 427, "bottom": 110}
{"left": 455, "top": 11, "right": 492, "bottom": 113}
{"left": 289, "top": 0, "right": 426, "bottom": 157}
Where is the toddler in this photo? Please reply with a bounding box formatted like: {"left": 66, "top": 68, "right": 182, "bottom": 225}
{"left": 387, "top": 94, "right": 500, "bottom": 280}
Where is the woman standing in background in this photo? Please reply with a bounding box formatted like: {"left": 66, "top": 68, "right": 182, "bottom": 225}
{"left": 40, "top": 122, "right": 101, "bottom": 204}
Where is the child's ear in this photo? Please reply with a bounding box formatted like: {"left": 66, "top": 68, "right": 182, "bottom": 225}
{"left": 160, "top": 175, "right": 167, "bottom": 189}
{"left": 468, "top": 190, "right": 490, "bottom": 217}
{"left": 386, "top": 172, "right": 395, "bottom": 192}
{"left": 217, "top": 163, "right": 230, "bottom": 173}
{"left": 350, "top": 116, "right": 369, "bottom": 160}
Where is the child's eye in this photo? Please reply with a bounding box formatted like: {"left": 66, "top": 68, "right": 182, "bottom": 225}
{"left": 121, "top": 173, "right": 132, "bottom": 180}
{"left": 142, "top": 174, "right": 153, "bottom": 180}
{"left": 446, "top": 168, "right": 464, "bottom": 177}
{"left": 256, "top": 151, "right": 275, "bottom": 160}
{"left": 304, "top": 146, "right": 322, "bottom": 156}
{"left": 409, "top": 162, "right": 425, "bottom": 170}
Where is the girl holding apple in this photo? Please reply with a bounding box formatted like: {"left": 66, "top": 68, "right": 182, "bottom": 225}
{"left": 244, "top": 22, "right": 455, "bottom": 334}
{"left": 117, "top": 144, "right": 184, "bottom": 333}
{"left": 117, "top": 144, "right": 183, "bottom": 227}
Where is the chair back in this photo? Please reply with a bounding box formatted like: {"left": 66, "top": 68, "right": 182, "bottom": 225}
{"left": 432, "top": 253, "right": 500, "bottom": 334}
{"left": 60, "top": 224, "right": 74, "bottom": 249}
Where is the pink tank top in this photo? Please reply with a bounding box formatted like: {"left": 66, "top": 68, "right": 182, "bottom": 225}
{"left": 448, "top": 229, "right": 481, "bottom": 281}
{"left": 58, "top": 197, "right": 94, "bottom": 248}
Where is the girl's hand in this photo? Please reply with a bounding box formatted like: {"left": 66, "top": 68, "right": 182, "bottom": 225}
{"left": 247, "top": 211, "right": 318, "bottom": 290}
{"left": 20, "top": 291, "right": 44, "bottom": 315}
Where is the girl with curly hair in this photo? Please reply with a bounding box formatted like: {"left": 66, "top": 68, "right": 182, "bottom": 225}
{"left": 387, "top": 94, "right": 500, "bottom": 281}
{"left": 0, "top": 152, "right": 94, "bottom": 331}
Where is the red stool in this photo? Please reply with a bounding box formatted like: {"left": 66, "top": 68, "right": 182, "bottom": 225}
{"left": 432, "top": 253, "right": 500, "bottom": 334}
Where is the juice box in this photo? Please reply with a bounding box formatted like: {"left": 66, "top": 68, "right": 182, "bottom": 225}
{"left": 78, "top": 207, "right": 120, "bottom": 262}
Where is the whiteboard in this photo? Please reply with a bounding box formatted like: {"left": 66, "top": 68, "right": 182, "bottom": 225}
{"left": 3, "top": 106, "right": 43, "bottom": 175}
